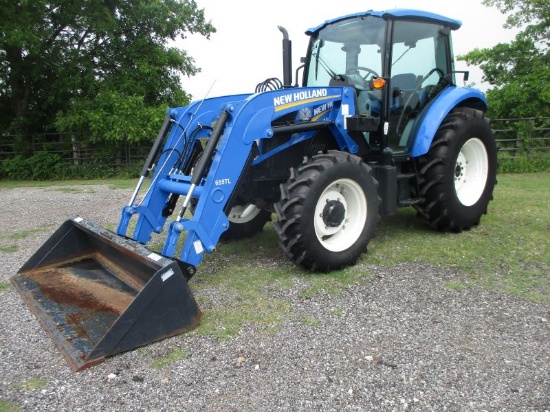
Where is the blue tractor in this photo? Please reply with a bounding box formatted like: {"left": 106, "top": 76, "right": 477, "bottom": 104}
{"left": 12, "top": 9, "right": 497, "bottom": 370}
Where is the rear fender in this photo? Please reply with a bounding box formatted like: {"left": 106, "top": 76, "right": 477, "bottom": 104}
{"left": 408, "top": 86, "right": 487, "bottom": 157}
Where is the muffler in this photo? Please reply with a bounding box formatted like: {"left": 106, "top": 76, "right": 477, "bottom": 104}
{"left": 11, "top": 218, "right": 200, "bottom": 371}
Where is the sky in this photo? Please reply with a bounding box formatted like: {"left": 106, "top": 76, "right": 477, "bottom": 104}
{"left": 179, "top": 0, "right": 518, "bottom": 100}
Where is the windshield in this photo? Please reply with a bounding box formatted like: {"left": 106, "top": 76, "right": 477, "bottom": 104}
{"left": 305, "top": 16, "right": 385, "bottom": 87}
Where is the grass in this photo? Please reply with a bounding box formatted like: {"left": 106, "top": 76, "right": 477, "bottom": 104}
{"left": 366, "top": 173, "right": 550, "bottom": 303}
{"left": 0, "top": 401, "right": 21, "bottom": 412}
{"left": 298, "top": 316, "right": 322, "bottom": 327}
{"left": 0, "top": 178, "right": 136, "bottom": 190}
{"left": 0, "top": 229, "right": 45, "bottom": 241}
{"left": 193, "top": 261, "right": 294, "bottom": 340}
{"left": 330, "top": 307, "right": 345, "bottom": 317}
{"left": 0, "top": 229, "right": 48, "bottom": 254}
{"left": 0, "top": 282, "right": 12, "bottom": 292}
{"left": 46, "top": 187, "right": 96, "bottom": 194}
{"left": 20, "top": 377, "right": 48, "bottom": 390}
{"left": 151, "top": 348, "right": 189, "bottom": 369}
{"left": 0, "top": 245, "right": 18, "bottom": 253}
{"left": 0, "top": 378, "right": 47, "bottom": 412}
{"left": 445, "top": 280, "right": 475, "bottom": 292}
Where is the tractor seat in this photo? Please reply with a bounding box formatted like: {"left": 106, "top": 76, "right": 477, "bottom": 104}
{"left": 391, "top": 73, "right": 417, "bottom": 90}
{"left": 390, "top": 73, "right": 419, "bottom": 112}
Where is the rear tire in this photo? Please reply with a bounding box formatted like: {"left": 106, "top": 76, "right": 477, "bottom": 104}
{"left": 190, "top": 200, "right": 271, "bottom": 241}
{"left": 274, "top": 151, "right": 379, "bottom": 271}
{"left": 223, "top": 204, "right": 271, "bottom": 241}
{"left": 413, "top": 107, "right": 497, "bottom": 232}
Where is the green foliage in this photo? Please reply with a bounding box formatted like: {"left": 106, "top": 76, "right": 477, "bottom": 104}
{"left": 0, "top": 0, "right": 215, "bottom": 137}
{"left": 468, "top": 40, "right": 550, "bottom": 118}
{"left": 0, "top": 152, "right": 143, "bottom": 180}
{"left": 0, "top": 152, "right": 63, "bottom": 180}
{"left": 298, "top": 316, "right": 322, "bottom": 327}
{"left": 498, "top": 151, "right": 550, "bottom": 173}
{"left": 330, "top": 307, "right": 345, "bottom": 317}
{"left": 1, "top": 228, "right": 44, "bottom": 240}
{"left": 482, "top": 0, "right": 550, "bottom": 45}
{"left": 56, "top": 93, "right": 166, "bottom": 144}
{"left": 193, "top": 265, "right": 293, "bottom": 340}
{"left": 445, "top": 281, "right": 475, "bottom": 292}
{"left": 460, "top": 0, "right": 550, "bottom": 119}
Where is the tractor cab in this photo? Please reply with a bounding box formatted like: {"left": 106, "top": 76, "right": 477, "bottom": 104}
{"left": 303, "top": 10, "right": 462, "bottom": 153}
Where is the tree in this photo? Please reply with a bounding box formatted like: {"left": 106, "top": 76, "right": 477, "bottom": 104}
{"left": 460, "top": 0, "right": 550, "bottom": 119}
{"left": 483, "top": 0, "right": 549, "bottom": 47}
{"left": 0, "top": 0, "right": 215, "bottom": 141}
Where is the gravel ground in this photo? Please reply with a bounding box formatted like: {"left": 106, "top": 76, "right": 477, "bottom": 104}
{"left": 0, "top": 184, "right": 549, "bottom": 411}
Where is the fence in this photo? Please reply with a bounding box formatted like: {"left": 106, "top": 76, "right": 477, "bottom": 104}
{"left": 0, "top": 134, "right": 150, "bottom": 168}
{"left": 1, "top": 117, "right": 549, "bottom": 168}
{"left": 491, "top": 117, "right": 550, "bottom": 153}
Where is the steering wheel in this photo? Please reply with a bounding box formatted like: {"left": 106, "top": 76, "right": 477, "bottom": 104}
{"left": 395, "top": 68, "right": 445, "bottom": 137}
{"left": 352, "top": 66, "right": 380, "bottom": 80}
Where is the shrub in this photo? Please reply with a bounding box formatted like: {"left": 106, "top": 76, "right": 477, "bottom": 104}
{"left": 0, "top": 153, "right": 142, "bottom": 181}
{"left": 498, "top": 151, "right": 550, "bottom": 173}
{"left": 0, "top": 152, "right": 64, "bottom": 180}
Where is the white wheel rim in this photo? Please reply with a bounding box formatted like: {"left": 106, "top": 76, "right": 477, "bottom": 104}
{"left": 313, "top": 178, "right": 367, "bottom": 252}
{"left": 454, "top": 138, "right": 489, "bottom": 206}
{"left": 228, "top": 204, "right": 261, "bottom": 223}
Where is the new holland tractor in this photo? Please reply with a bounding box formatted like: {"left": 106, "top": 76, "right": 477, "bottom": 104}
{"left": 12, "top": 9, "right": 497, "bottom": 370}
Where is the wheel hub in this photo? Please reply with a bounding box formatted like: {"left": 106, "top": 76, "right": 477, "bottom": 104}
{"left": 455, "top": 162, "right": 463, "bottom": 178}
{"left": 322, "top": 199, "right": 346, "bottom": 227}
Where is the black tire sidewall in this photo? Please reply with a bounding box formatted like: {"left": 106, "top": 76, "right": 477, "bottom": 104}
{"left": 439, "top": 112, "right": 497, "bottom": 227}
{"left": 222, "top": 208, "right": 271, "bottom": 241}
{"left": 299, "top": 155, "right": 378, "bottom": 270}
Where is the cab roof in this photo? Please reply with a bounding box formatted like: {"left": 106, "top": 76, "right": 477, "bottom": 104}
{"left": 306, "top": 9, "right": 462, "bottom": 36}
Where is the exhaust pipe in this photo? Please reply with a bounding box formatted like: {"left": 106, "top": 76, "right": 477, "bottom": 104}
{"left": 278, "top": 26, "right": 292, "bottom": 87}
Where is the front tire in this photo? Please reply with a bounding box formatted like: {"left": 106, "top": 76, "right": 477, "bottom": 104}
{"left": 413, "top": 107, "right": 497, "bottom": 232}
{"left": 274, "top": 151, "right": 379, "bottom": 271}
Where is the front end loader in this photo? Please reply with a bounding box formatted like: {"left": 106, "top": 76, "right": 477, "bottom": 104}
{"left": 12, "top": 9, "right": 497, "bottom": 370}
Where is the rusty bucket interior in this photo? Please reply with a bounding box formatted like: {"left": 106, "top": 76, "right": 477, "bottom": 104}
{"left": 11, "top": 218, "right": 200, "bottom": 371}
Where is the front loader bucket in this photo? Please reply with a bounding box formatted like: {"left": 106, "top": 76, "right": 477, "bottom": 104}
{"left": 11, "top": 218, "right": 200, "bottom": 371}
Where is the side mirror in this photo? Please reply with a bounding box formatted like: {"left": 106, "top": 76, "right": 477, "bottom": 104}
{"left": 445, "top": 71, "right": 470, "bottom": 86}
{"left": 454, "top": 70, "right": 470, "bottom": 82}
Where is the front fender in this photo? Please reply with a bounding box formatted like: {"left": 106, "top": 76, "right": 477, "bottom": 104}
{"left": 409, "top": 86, "right": 487, "bottom": 157}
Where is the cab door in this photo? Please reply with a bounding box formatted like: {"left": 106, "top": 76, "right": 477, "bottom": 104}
{"left": 387, "top": 20, "right": 454, "bottom": 152}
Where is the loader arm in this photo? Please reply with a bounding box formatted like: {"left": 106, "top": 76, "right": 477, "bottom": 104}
{"left": 117, "top": 86, "right": 359, "bottom": 268}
